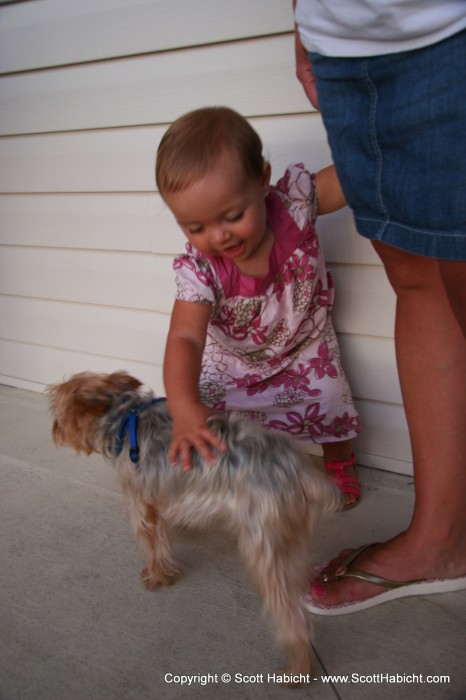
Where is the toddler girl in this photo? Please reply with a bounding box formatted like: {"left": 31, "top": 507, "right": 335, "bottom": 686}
{"left": 156, "top": 106, "right": 361, "bottom": 507}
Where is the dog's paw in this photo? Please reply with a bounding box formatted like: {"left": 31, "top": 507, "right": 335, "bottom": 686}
{"left": 140, "top": 566, "right": 179, "bottom": 591}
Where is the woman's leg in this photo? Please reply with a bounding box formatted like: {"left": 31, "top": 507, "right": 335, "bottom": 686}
{"left": 312, "top": 243, "right": 466, "bottom": 606}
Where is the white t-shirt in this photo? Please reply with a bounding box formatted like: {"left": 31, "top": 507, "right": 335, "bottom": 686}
{"left": 295, "top": 0, "right": 466, "bottom": 56}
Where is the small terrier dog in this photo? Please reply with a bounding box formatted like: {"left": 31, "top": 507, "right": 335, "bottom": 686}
{"left": 48, "top": 371, "right": 341, "bottom": 681}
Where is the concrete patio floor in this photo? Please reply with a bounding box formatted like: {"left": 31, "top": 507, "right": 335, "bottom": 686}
{"left": 1, "top": 383, "right": 465, "bottom": 700}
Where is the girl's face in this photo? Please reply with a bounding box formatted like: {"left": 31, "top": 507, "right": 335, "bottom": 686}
{"left": 163, "top": 153, "right": 272, "bottom": 272}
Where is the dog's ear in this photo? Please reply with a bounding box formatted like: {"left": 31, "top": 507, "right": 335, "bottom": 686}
{"left": 74, "top": 371, "right": 141, "bottom": 407}
{"left": 51, "top": 418, "right": 64, "bottom": 446}
{"left": 107, "top": 371, "right": 142, "bottom": 394}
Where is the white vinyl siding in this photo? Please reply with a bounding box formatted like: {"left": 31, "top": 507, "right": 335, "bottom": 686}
{"left": 0, "top": 0, "right": 411, "bottom": 474}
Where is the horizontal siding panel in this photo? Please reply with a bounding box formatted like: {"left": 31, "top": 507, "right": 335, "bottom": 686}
{"left": 339, "top": 334, "right": 401, "bottom": 405}
{"left": 355, "top": 399, "right": 412, "bottom": 475}
{"left": 0, "top": 194, "right": 184, "bottom": 255}
{"left": 0, "top": 247, "right": 176, "bottom": 313}
{"left": 0, "top": 296, "right": 169, "bottom": 366}
{"left": 0, "top": 35, "right": 310, "bottom": 135}
{"left": 0, "top": 339, "right": 164, "bottom": 394}
{"left": 0, "top": 193, "right": 379, "bottom": 265}
{"left": 1, "top": 248, "right": 395, "bottom": 334}
{"left": 0, "top": 126, "right": 164, "bottom": 193}
{"left": 356, "top": 451, "right": 412, "bottom": 477}
{"left": 317, "top": 209, "right": 380, "bottom": 265}
{"left": 0, "top": 295, "right": 400, "bottom": 405}
{"left": 0, "top": 0, "right": 293, "bottom": 73}
{"left": 330, "top": 264, "right": 396, "bottom": 338}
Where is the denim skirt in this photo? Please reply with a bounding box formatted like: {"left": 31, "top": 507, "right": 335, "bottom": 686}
{"left": 310, "top": 30, "right": 466, "bottom": 260}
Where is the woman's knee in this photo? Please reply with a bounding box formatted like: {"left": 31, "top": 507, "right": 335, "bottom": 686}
{"left": 371, "top": 240, "right": 440, "bottom": 294}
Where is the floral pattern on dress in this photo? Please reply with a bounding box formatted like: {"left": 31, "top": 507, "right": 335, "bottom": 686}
{"left": 173, "top": 164, "right": 360, "bottom": 443}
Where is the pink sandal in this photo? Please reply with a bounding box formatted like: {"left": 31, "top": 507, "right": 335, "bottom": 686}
{"left": 324, "top": 454, "right": 360, "bottom": 510}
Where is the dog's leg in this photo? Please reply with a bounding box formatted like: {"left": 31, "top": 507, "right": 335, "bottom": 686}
{"left": 237, "top": 510, "right": 313, "bottom": 684}
{"left": 126, "top": 493, "right": 181, "bottom": 590}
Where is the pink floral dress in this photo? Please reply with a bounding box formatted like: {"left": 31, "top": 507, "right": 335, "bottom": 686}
{"left": 173, "top": 164, "right": 360, "bottom": 444}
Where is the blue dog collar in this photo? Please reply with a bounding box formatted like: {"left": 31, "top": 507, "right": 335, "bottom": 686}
{"left": 114, "top": 397, "right": 166, "bottom": 467}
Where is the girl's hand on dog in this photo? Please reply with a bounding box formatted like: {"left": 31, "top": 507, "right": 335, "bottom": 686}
{"left": 169, "top": 403, "right": 225, "bottom": 471}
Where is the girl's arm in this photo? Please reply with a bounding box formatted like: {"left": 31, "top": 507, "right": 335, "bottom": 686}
{"left": 164, "top": 299, "right": 225, "bottom": 471}
{"left": 315, "top": 164, "right": 347, "bottom": 215}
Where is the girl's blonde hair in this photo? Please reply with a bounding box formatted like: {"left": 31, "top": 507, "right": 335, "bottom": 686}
{"left": 155, "top": 106, "right": 265, "bottom": 196}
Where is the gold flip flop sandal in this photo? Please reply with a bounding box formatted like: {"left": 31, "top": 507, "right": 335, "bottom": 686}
{"left": 304, "top": 544, "right": 466, "bottom": 616}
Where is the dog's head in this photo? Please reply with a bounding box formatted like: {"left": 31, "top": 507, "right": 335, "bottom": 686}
{"left": 47, "top": 371, "right": 142, "bottom": 454}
